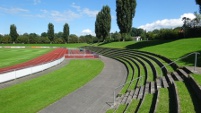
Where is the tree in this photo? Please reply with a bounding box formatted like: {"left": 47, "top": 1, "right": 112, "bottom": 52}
{"left": 63, "top": 23, "right": 70, "bottom": 43}
{"left": 17, "top": 35, "right": 29, "bottom": 44}
{"left": 95, "top": 12, "right": 102, "bottom": 41}
{"left": 192, "top": 12, "right": 201, "bottom": 27}
{"left": 47, "top": 23, "right": 54, "bottom": 44}
{"left": 116, "top": 0, "right": 137, "bottom": 41}
{"left": 131, "top": 27, "right": 144, "bottom": 37}
{"left": 41, "top": 32, "right": 47, "bottom": 37}
{"left": 2, "top": 35, "right": 12, "bottom": 43}
{"left": 196, "top": 0, "right": 201, "bottom": 14}
{"left": 95, "top": 5, "right": 111, "bottom": 42}
{"left": 68, "top": 34, "right": 78, "bottom": 43}
{"left": 9, "top": 24, "right": 19, "bottom": 44}
{"left": 55, "top": 32, "right": 63, "bottom": 38}
{"left": 111, "top": 31, "right": 121, "bottom": 42}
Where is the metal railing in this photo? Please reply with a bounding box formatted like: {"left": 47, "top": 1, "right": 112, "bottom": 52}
{"left": 113, "top": 75, "right": 144, "bottom": 107}
{"left": 161, "top": 52, "right": 200, "bottom": 72}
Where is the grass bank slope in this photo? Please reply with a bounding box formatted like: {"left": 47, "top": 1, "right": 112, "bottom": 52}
{"left": 0, "top": 59, "right": 104, "bottom": 113}
{"left": 98, "top": 38, "right": 201, "bottom": 67}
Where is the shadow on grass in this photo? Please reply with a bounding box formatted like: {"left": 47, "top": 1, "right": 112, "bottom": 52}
{"left": 125, "top": 40, "right": 175, "bottom": 49}
{"left": 184, "top": 80, "right": 201, "bottom": 113}
{"left": 97, "top": 41, "right": 113, "bottom": 46}
{"left": 168, "top": 86, "right": 177, "bottom": 113}
{"left": 180, "top": 50, "right": 201, "bottom": 67}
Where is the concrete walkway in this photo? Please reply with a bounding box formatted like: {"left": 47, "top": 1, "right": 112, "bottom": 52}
{"left": 39, "top": 56, "right": 127, "bottom": 113}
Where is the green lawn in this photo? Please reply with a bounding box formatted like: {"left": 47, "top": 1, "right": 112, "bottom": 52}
{"left": 176, "top": 81, "right": 201, "bottom": 113}
{"left": 156, "top": 88, "right": 169, "bottom": 113}
{"left": 0, "top": 48, "right": 52, "bottom": 68}
{"left": 137, "top": 94, "right": 154, "bottom": 113}
{"left": 0, "top": 43, "right": 89, "bottom": 48}
{"left": 98, "top": 38, "right": 201, "bottom": 67}
{"left": 0, "top": 59, "right": 104, "bottom": 113}
{"left": 192, "top": 74, "right": 201, "bottom": 86}
{"left": 126, "top": 99, "right": 140, "bottom": 113}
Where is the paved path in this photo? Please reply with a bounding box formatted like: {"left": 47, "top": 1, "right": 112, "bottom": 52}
{"left": 186, "top": 66, "right": 201, "bottom": 74}
{"left": 39, "top": 56, "right": 127, "bottom": 113}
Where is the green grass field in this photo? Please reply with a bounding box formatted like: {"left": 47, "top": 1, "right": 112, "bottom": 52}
{"left": 0, "top": 48, "right": 53, "bottom": 68}
{"left": 98, "top": 38, "right": 201, "bottom": 67}
{"left": 0, "top": 43, "right": 89, "bottom": 48}
{"left": 0, "top": 59, "right": 104, "bottom": 113}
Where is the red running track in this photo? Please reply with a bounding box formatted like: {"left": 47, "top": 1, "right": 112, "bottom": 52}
{"left": 0, "top": 48, "right": 67, "bottom": 74}
{"left": 65, "top": 49, "right": 99, "bottom": 58}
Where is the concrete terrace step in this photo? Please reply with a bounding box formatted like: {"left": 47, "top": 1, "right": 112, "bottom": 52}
{"left": 145, "top": 82, "right": 150, "bottom": 94}
{"left": 121, "top": 91, "right": 130, "bottom": 104}
{"left": 171, "top": 72, "right": 183, "bottom": 81}
{"left": 156, "top": 78, "right": 162, "bottom": 89}
{"left": 133, "top": 87, "right": 140, "bottom": 99}
{"left": 126, "top": 90, "right": 134, "bottom": 104}
{"left": 150, "top": 81, "right": 156, "bottom": 94}
{"left": 177, "top": 68, "right": 189, "bottom": 78}
{"left": 137, "top": 85, "right": 145, "bottom": 99}
{"left": 162, "top": 77, "right": 169, "bottom": 88}
{"left": 167, "top": 74, "right": 175, "bottom": 84}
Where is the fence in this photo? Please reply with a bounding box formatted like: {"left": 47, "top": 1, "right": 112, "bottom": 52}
{"left": 0, "top": 56, "right": 65, "bottom": 83}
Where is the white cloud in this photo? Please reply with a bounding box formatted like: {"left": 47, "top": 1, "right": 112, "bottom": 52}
{"left": 82, "top": 8, "right": 99, "bottom": 18}
{"left": 71, "top": 3, "right": 81, "bottom": 12}
{"left": 33, "top": 3, "right": 98, "bottom": 22}
{"left": 81, "top": 29, "right": 95, "bottom": 36}
{"left": 37, "top": 9, "right": 81, "bottom": 22}
{"left": 0, "top": 7, "right": 29, "bottom": 14}
{"left": 34, "top": 0, "right": 41, "bottom": 5}
{"left": 139, "top": 13, "right": 196, "bottom": 31}
{"left": 71, "top": 3, "right": 98, "bottom": 18}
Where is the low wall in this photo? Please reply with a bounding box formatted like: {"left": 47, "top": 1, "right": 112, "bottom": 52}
{"left": 0, "top": 56, "right": 65, "bottom": 83}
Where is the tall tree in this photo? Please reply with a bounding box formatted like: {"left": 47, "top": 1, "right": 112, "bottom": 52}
{"left": 95, "top": 5, "right": 111, "bottom": 42}
{"left": 9, "top": 24, "right": 19, "bottom": 44}
{"left": 196, "top": 0, "right": 201, "bottom": 14}
{"left": 95, "top": 12, "right": 102, "bottom": 41}
{"left": 116, "top": 0, "right": 137, "bottom": 41}
{"left": 47, "top": 23, "right": 54, "bottom": 44}
{"left": 63, "top": 23, "right": 70, "bottom": 43}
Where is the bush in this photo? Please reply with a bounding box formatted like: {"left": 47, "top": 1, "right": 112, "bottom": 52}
{"left": 122, "top": 33, "right": 132, "bottom": 41}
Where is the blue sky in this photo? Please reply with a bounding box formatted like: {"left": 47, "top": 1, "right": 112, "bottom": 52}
{"left": 0, "top": 0, "right": 198, "bottom": 36}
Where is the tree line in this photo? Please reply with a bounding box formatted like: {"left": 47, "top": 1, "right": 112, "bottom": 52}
{"left": 1, "top": 0, "right": 201, "bottom": 44}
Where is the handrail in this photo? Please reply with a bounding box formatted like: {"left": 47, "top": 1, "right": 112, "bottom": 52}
{"left": 161, "top": 52, "right": 200, "bottom": 72}
{"left": 113, "top": 75, "right": 144, "bottom": 107}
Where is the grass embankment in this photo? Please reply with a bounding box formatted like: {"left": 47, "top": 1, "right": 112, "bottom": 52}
{"left": 156, "top": 88, "right": 169, "bottom": 112}
{"left": 176, "top": 81, "right": 201, "bottom": 112}
{"left": 0, "top": 59, "right": 104, "bottom": 113}
{"left": 0, "top": 43, "right": 89, "bottom": 48}
{"left": 0, "top": 48, "right": 52, "bottom": 68}
{"left": 98, "top": 38, "right": 201, "bottom": 67}
{"left": 137, "top": 94, "right": 154, "bottom": 113}
{"left": 192, "top": 74, "right": 201, "bottom": 86}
